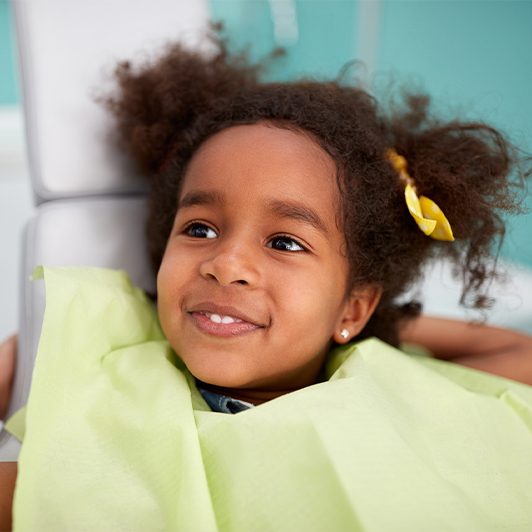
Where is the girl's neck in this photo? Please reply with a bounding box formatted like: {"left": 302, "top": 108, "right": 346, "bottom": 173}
{"left": 196, "top": 366, "right": 328, "bottom": 406}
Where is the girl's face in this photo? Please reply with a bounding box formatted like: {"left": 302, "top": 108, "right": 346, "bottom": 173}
{"left": 157, "top": 123, "right": 378, "bottom": 402}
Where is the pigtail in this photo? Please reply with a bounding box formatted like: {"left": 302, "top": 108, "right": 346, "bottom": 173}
{"left": 386, "top": 92, "right": 529, "bottom": 315}
{"left": 103, "top": 24, "right": 275, "bottom": 175}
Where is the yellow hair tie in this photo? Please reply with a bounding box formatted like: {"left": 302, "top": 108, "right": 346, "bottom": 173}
{"left": 387, "top": 150, "right": 454, "bottom": 242}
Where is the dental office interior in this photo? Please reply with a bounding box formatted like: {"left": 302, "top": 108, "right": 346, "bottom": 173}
{"left": 1, "top": 0, "right": 532, "bottom": 361}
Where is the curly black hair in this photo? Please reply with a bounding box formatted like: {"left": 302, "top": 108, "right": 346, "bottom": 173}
{"left": 103, "top": 28, "right": 529, "bottom": 346}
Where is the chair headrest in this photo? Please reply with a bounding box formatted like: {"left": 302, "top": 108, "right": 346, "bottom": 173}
{"left": 14, "top": 0, "right": 210, "bottom": 202}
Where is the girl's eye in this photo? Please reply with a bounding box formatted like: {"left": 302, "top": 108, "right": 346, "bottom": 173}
{"left": 268, "top": 235, "right": 306, "bottom": 252}
{"left": 184, "top": 223, "right": 218, "bottom": 239}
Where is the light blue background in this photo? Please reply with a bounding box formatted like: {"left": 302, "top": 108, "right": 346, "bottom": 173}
{"left": 0, "top": 0, "right": 18, "bottom": 104}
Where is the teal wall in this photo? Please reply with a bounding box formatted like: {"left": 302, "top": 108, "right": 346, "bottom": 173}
{"left": 378, "top": 1, "right": 532, "bottom": 151}
{"left": 209, "top": 0, "right": 359, "bottom": 81}
{"left": 0, "top": 0, "right": 17, "bottom": 105}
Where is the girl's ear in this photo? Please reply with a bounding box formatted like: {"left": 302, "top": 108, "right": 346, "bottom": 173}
{"left": 333, "top": 285, "right": 382, "bottom": 344}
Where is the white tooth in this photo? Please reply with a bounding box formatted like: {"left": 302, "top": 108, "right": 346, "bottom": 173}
{"left": 210, "top": 314, "right": 222, "bottom": 323}
{"left": 221, "top": 316, "right": 236, "bottom": 324}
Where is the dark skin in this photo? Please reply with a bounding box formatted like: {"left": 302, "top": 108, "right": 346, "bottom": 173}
{"left": 0, "top": 335, "right": 16, "bottom": 532}
{"left": 0, "top": 335, "right": 15, "bottom": 424}
{"left": 1, "top": 320, "right": 531, "bottom": 529}
{"left": 401, "top": 316, "right": 532, "bottom": 384}
{"left": 0, "top": 462, "right": 16, "bottom": 532}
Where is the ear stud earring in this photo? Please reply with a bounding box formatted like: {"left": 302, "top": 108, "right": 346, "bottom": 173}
{"left": 340, "top": 329, "right": 349, "bottom": 340}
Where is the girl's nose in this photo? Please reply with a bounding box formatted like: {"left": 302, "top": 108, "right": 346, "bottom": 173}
{"left": 199, "top": 241, "right": 260, "bottom": 287}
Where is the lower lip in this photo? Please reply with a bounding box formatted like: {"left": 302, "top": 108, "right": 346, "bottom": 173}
{"left": 188, "top": 312, "right": 263, "bottom": 338}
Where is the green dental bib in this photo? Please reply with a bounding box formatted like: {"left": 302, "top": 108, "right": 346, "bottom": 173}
{"left": 12, "top": 267, "right": 532, "bottom": 531}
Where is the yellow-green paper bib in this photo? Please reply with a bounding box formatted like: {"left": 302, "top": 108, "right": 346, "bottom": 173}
{"left": 12, "top": 267, "right": 532, "bottom": 531}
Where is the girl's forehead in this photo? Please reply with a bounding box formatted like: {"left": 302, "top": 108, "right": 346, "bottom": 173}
{"left": 181, "top": 123, "right": 339, "bottom": 207}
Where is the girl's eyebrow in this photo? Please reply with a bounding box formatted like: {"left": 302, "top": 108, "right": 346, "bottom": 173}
{"left": 267, "top": 199, "right": 328, "bottom": 236}
{"left": 178, "top": 190, "right": 225, "bottom": 209}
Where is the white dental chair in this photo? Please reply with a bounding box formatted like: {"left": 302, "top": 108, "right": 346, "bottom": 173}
{"left": 0, "top": 0, "right": 211, "bottom": 461}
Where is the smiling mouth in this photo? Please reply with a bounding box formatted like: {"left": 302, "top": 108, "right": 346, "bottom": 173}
{"left": 186, "top": 304, "right": 267, "bottom": 338}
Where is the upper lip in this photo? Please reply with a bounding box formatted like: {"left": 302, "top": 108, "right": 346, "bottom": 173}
{"left": 187, "top": 302, "right": 268, "bottom": 327}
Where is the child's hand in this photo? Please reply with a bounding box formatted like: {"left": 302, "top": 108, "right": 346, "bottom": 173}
{"left": 0, "top": 334, "right": 16, "bottom": 420}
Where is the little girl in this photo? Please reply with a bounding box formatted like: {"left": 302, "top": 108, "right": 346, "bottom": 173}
{"left": 2, "top": 32, "right": 532, "bottom": 530}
